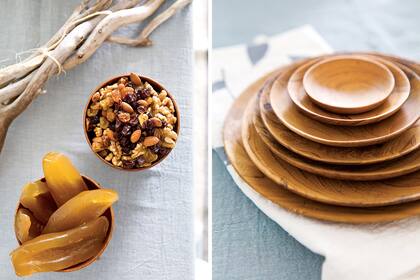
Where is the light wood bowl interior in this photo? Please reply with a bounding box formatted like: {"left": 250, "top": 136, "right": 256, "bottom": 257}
{"left": 303, "top": 56, "right": 395, "bottom": 114}
{"left": 14, "top": 175, "right": 115, "bottom": 273}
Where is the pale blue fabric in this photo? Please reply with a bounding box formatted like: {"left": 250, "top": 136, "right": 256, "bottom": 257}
{"left": 0, "top": 1, "right": 193, "bottom": 279}
{"left": 213, "top": 0, "right": 420, "bottom": 279}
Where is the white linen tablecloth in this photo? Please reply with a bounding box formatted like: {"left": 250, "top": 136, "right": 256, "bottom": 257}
{"left": 0, "top": 1, "right": 193, "bottom": 279}
{"left": 212, "top": 25, "right": 420, "bottom": 280}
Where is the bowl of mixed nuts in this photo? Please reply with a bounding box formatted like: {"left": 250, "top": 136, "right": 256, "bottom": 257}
{"left": 84, "top": 73, "right": 180, "bottom": 170}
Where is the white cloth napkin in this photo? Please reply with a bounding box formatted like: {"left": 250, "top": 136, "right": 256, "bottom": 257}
{"left": 212, "top": 25, "right": 420, "bottom": 280}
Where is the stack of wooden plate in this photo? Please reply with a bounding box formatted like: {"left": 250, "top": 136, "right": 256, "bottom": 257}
{"left": 223, "top": 53, "right": 420, "bottom": 223}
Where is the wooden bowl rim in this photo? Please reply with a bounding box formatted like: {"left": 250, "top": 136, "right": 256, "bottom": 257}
{"left": 83, "top": 73, "right": 181, "bottom": 172}
{"left": 303, "top": 55, "right": 395, "bottom": 112}
{"left": 14, "top": 175, "right": 115, "bottom": 273}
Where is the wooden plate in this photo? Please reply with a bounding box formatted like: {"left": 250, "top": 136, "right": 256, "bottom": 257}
{"left": 288, "top": 56, "right": 410, "bottom": 126}
{"left": 261, "top": 80, "right": 420, "bottom": 165}
{"left": 270, "top": 58, "right": 420, "bottom": 147}
{"left": 254, "top": 82, "right": 420, "bottom": 181}
{"left": 303, "top": 56, "right": 395, "bottom": 114}
{"left": 223, "top": 68, "right": 420, "bottom": 223}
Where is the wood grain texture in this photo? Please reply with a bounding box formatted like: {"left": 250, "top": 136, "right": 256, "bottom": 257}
{"left": 261, "top": 81, "right": 420, "bottom": 165}
{"left": 287, "top": 55, "right": 410, "bottom": 126}
{"left": 223, "top": 61, "right": 420, "bottom": 223}
{"left": 254, "top": 90, "right": 420, "bottom": 180}
{"left": 270, "top": 57, "right": 420, "bottom": 147}
{"left": 303, "top": 56, "right": 395, "bottom": 114}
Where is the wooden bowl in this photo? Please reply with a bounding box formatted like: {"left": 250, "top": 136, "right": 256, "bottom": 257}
{"left": 287, "top": 55, "right": 410, "bottom": 126}
{"left": 303, "top": 56, "right": 395, "bottom": 114}
{"left": 83, "top": 74, "right": 180, "bottom": 171}
{"left": 14, "top": 175, "right": 115, "bottom": 273}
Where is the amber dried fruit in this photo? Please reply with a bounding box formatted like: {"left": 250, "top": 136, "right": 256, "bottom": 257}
{"left": 15, "top": 209, "right": 43, "bottom": 243}
{"left": 43, "top": 189, "right": 118, "bottom": 234}
{"left": 42, "top": 152, "right": 88, "bottom": 207}
{"left": 20, "top": 180, "right": 57, "bottom": 224}
{"left": 11, "top": 217, "right": 109, "bottom": 276}
{"left": 118, "top": 112, "right": 130, "bottom": 123}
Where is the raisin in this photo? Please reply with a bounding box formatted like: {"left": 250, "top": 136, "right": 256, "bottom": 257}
{"left": 122, "top": 160, "right": 136, "bottom": 169}
{"left": 123, "top": 93, "right": 137, "bottom": 106}
{"left": 129, "top": 114, "right": 139, "bottom": 126}
{"left": 136, "top": 156, "right": 146, "bottom": 166}
{"left": 137, "top": 105, "right": 147, "bottom": 114}
{"left": 121, "top": 125, "right": 131, "bottom": 136}
{"left": 90, "top": 115, "right": 99, "bottom": 125}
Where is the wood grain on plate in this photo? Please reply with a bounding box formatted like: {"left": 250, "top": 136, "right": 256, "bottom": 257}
{"left": 223, "top": 62, "right": 420, "bottom": 223}
{"left": 270, "top": 58, "right": 420, "bottom": 147}
{"left": 254, "top": 87, "right": 420, "bottom": 181}
{"left": 261, "top": 81, "right": 420, "bottom": 165}
{"left": 287, "top": 56, "right": 410, "bottom": 126}
{"left": 303, "top": 56, "right": 395, "bottom": 114}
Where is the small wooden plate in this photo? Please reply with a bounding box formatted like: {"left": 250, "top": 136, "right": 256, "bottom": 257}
{"left": 261, "top": 80, "right": 420, "bottom": 165}
{"left": 254, "top": 83, "right": 420, "bottom": 181}
{"left": 270, "top": 58, "right": 420, "bottom": 147}
{"left": 303, "top": 56, "right": 395, "bottom": 114}
{"left": 224, "top": 68, "right": 420, "bottom": 223}
{"left": 14, "top": 175, "right": 115, "bottom": 273}
{"left": 288, "top": 56, "right": 410, "bottom": 126}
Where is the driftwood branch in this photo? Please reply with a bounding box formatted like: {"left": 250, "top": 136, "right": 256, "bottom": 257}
{"left": 108, "top": 0, "right": 192, "bottom": 46}
{"left": 0, "top": 0, "right": 192, "bottom": 154}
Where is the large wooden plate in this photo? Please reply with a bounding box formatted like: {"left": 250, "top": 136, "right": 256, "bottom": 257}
{"left": 223, "top": 65, "right": 420, "bottom": 223}
{"left": 287, "top": 55, "right": 410, "bottom": 126}
{"left": 270, "top": 58, "right": 420, "bottom": 147}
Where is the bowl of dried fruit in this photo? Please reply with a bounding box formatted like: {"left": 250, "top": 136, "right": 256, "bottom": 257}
{"left": 84, "top": 72, "right": 180, "bottom": 170}
{"left": 12, "top": 152, "right": 118, "bottom": 276}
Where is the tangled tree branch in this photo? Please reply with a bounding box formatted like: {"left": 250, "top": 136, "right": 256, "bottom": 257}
{"left": 0, "top": 0, "right": 191, "bottom": 154}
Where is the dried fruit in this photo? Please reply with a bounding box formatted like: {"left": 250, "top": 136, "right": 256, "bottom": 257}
{"left": 42, "top": 152, "right": 87, "bottom": 206}
{"left": 91, "top": 92, "right": 101, "bottom": 102}
{"left": 11, "top": 217, "right": 109, "bottom": 276}
{"left": 15, "top": 208, "right": 43, "bottom": 243}
{"left": 20, "top": 181, "right": 57, "bottom": 224}
{"left": 43, "top": 189, "right": 118, "bottom": 234}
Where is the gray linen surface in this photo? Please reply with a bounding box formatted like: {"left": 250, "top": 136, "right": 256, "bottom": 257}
{"left": 0, "top": 1, "right": 193, "bottom": 279}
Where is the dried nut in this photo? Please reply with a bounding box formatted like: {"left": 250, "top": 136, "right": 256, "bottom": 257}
{"left": 94, "top": 127, "right": 103, "bottom": 137}
{"left": 118, "top": 112, "right": 130, "bottom": 123}
{"left": 92, "top": 142, "right": 104, "bottom": 152}
{"left": 123, "top": 87, "right": 134, "bottom": 95}
{"left": 87, "top": 109, "right": 98, "bottom": 117}
{"left": 168, "top": 130, "right": 178, "bottom": 140}
{"left": 159, "top": 107, "right": 171, "bottom": 115}
{"left": 91, "top": 92, "right": 101, "bottom": 102}
{"left": 130, "top": 72, "right": 143, "bottom": 86}
{"left": 99, "top": 117, "right": 109, "bottom": 129}
{"left": 158, "top": 90, "right": 167, "bottom": 101}
{"left": 130, "top": 129, "right": 141, "bottom": 143}
{"left": 111, "top": 89, "right": 121, "bottom": 103}
{"left": 149, "top": 117, "right": 162, "bottom": 127}
{"left": 121, "top": 102, "right": 134, "bottom": 113}
{"left": 137, "top": 100, "right": 148, "bottom": 107}
{"left": 144, "top": 136, "right": 160, "bottom": 147}
{"left": 167, "top": 114, "right": 177, "bottom": 125}
{"left": 92, "top": 137, "right": 102, "bottom": 143}
{"left": 106, "top": 110, "right": 116, "bottom": 122}
{"left": 118, "top": 83, "right": 125, "bottom": 91}
{"left": 105, "top": 129, "right": 116, "bottom": 141}
{"left": 164, "top": 137, "right": 176, "bottom": 145}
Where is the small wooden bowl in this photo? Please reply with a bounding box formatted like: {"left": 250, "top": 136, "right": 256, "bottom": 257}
{"left": 303, "top": 56, "right": 395, "bottom": 114}
{"left": 14, "top": 175, "right": 115, "bottom": 273}
{"left": 83, "top": 74, "right": 180, "bottom": 171}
